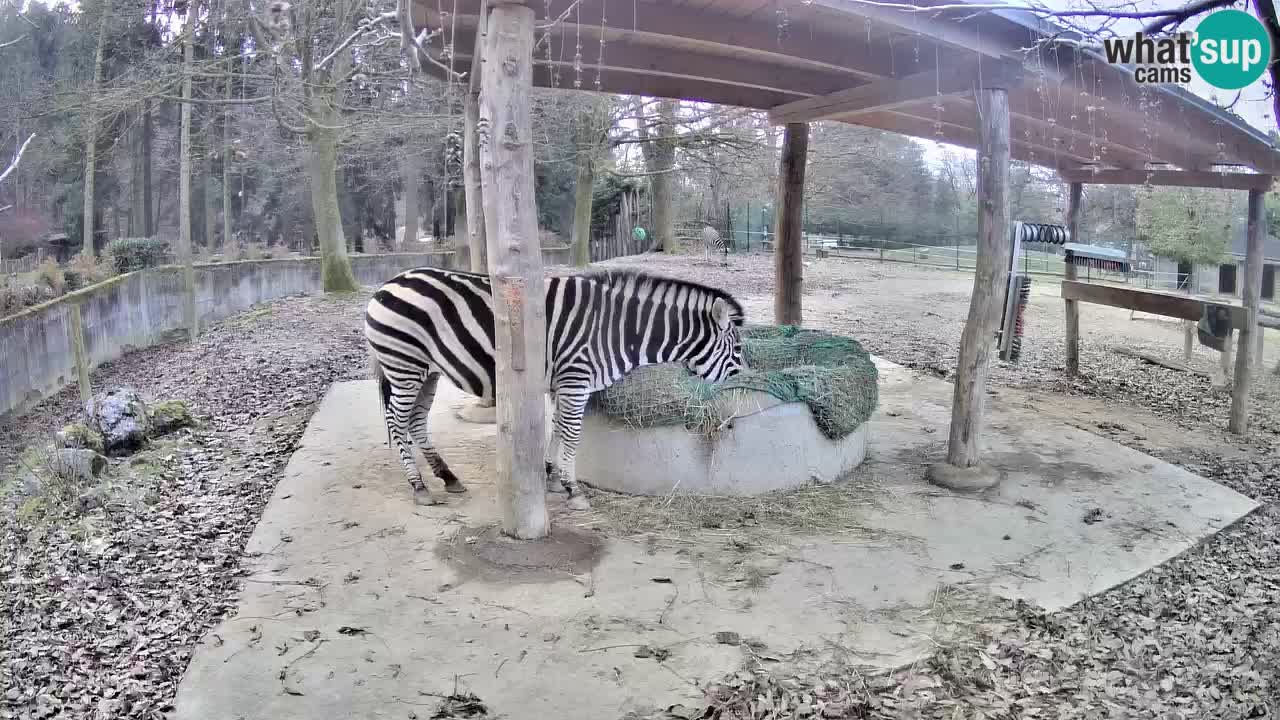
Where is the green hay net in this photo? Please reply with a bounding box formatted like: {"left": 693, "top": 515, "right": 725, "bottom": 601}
{"left": 589, "top": 324, "right": 879, "bottom": 440}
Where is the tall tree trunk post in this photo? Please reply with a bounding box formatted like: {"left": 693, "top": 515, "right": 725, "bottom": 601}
{"left": 82, "top": 0, "right": 113, "bottom": 258}
{"left": 223, "top": 63, "right": 235, "bottom": 247}
{"left": 774, "top": 122, "right": 808, "bottom": 326}
{"left": 464, "top": 90, "right": 487, "bottom": 272}
{"left": 309, "top": 115, "right": 359, "bottom": 292}
{"left": 178, "top": 0, "right": 199, "bottom": 340}
{"left": 401, "top": 151, "right": 420, "bottom": 247}
{"left": 570, "top": 132, "right": 595, "bottom": 267}
{"left": 1229, "top": 187, "right": 1268, "bottom": 433}
{"left": 1063, "top": 181, "right": 1082, "bottom": 375}
{"left": 479, "top": 0, "right": 548, "bottom": 540}
{"left": 929, "top": 84, "right": 1012, "bottom": 487}
{"left": 143, "top": 101, "right": 154, "bottom": 236}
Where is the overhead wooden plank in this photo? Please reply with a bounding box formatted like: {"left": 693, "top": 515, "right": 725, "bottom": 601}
{"left": 419, "top": 0, "right": 923, "bottom": 83}
{"left": 1230, "top": 189, "right": 1267, "bottom": 434}
{"left": 448, "top": 34, "right": 867, "bottom": 100}
{"left": 852, "top": 109, "right": 1091, "bottom": 168}
{"left": 1059, "top": 168, "right": 1274, "bottom": 191}
{"left": 768, "top": 60, "right": 1021, "bottom": 125}
{"left": 1060, "top": 280, "right": 1247, "bottom": 326}
{"left": 944, "top": 96, "right": 1154, "bottom": 170}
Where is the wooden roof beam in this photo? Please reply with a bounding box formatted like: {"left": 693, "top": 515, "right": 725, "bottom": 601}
{"left": 1058, "top": 168, "right": 1275, "bottom": 190}
{"left": 419, "top": 0, "right": 924, "bottom": 82}
{"left": 767, "top": 59, "right": 1021, "bottom": 125}
{"left": 850, "top": 109, "right": 1089, "bottom": 169}
{"left": 448, "top": 35, "right": 870, "bottom": 101}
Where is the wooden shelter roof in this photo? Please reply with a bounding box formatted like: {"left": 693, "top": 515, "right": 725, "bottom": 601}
{"left": 418, "top": 0, "right": 1280, "bottom": 179}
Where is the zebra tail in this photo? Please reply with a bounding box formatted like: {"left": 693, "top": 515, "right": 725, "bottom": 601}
{"left": 370, "top": 352, "right": 393, "bottom": 449}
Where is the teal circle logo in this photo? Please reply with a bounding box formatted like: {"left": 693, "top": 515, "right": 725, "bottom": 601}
{"left": 1192, "top": 9, "right": 1272, "bottom": 90}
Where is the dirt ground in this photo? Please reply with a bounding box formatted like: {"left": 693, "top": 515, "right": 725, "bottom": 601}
{"left": 3, "top": 251, "right": 1280, "bottom": 719}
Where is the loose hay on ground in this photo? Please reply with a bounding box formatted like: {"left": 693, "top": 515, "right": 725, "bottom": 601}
{"left": 573, "top": 472, "right": 896, "bottom": 545}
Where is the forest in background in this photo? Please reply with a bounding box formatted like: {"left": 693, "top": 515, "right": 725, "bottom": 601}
{"left": 1, "top": 0, "right": 1278, "bottom": 296}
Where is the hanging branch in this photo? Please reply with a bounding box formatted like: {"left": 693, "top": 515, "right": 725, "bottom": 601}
{"left": 0, "top": 34, "right": 28, "bottom": 51}
{"left": 0, "top": 133, "right": 35, "bottom": 185}
{"left": 396, "top": 0, "right": 463, "bottom": 80}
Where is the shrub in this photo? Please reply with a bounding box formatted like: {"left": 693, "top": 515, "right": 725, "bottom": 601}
{"left": 0, "top": 276, "right": 57, "bottom": 315}
{"left": 36, "top": 258, "right": 65, "bottom": 295}
{"left": 107, "top": 237, "right": 171, "bottom": 273}
{"left": 64, "top": 253, "right": 116, "bottom": 291}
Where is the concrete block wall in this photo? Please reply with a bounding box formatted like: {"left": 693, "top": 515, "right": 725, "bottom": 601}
{"left": 0, "top": 249, "right": 573, "bottom": 418}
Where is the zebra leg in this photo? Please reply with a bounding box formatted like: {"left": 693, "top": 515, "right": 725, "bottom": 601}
{"left": 550, "top": 390, "right": 592, "bottom": 511}
{"left": 384, "top": 372, "right": 437, "bottom": 506}
{"left": 545, "top": 393, "right": 565, "bottom": 493}
{"left": 408, "top": 372, "right": 467, "bottom": 494}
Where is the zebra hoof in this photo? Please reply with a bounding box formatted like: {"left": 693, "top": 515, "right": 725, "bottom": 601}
{"left": 444, "top": 481, "right": 468, "bottom": 494}
{"left": 565, "top": 494, "right": 591, "bottom": 511}
{"left": 413, "top": 487, "right": 439, "bottom": 506}
{"left": 546, "top": 479, "right": 566, "bottom": 493}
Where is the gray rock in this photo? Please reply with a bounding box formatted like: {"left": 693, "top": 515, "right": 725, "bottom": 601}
{"left": 86, "top": 388, "right": 151, "bottom": 457}
{"left": 48, "top": 448, "right": 109, "bottom": 483}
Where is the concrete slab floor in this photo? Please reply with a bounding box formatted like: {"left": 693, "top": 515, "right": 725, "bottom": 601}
{"left": 169, "top": 358, "right": 1258, "bottom": 720}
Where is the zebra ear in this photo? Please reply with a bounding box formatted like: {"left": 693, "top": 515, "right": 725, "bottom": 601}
{"left": 711, "top": 298, "right": 732, "bottom": 331}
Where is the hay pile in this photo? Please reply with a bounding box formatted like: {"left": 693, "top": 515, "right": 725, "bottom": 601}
{"left": 591, "top": 324, "right": 879, "bottom": 440}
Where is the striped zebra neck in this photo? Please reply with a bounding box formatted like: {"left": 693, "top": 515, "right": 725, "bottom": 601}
{"left": 571, "top": 268, "right": 744, "bottom": 372}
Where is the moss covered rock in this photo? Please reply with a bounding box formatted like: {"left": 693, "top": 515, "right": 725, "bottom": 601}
{"left": 56, "top": 422, "right": 105, "bottom": 453}
{"left": 149, "top": 400, "right": 194, "bottom": 436}
{"left": 86, "top": 387, "right": 151, "bottom": 456}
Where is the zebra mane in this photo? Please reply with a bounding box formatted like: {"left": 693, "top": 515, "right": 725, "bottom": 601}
{"left": 573, "top": 268, "right": 745, "bottom": 325}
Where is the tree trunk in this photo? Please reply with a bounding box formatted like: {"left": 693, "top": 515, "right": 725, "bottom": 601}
{"left": 178, "top": 0, "right": 199, "bottom": 339}
{"left": 774, "top": 122, "right": 808, "bottom": 326}
{"left": 945, "top": 87, "right": 1011, "bottom": 469}
{"left": 143, "top": 101, "right": 154, "bottom": 236}
{"left": 464, "top": 90, "right": 487, "bottom": 272}
{"left": 202, "top": 130, "right": 216, "bottom": 252}
{"left": 571, "top": 147, "right": 595, "bottom": 267}
{"left": 223, "top": 64, "right": 234, "bottom": 247}
{"left": 401, "top": 150, "right": 420, "bottom": 246}
{"left": 639, "top": 99, "right": 677, "bottom": 252}
{"left": 82, "top": 0, "right": 113, "bottom": 258}
{"left": 309, "top": 119, "right": 359, "bottom": 292}
{"left": 479, "top": 1, "right": 549, "bottom": 539}
{"left": 130, "top": 110, "right": 144, "bottom": 237}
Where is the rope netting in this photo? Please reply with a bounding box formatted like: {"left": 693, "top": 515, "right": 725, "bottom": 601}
{"left": 590, "top": 325, "right": 879, "bottom": 440}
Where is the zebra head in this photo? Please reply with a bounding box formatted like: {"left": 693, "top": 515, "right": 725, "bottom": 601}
{"left": 685, "top": 295, "right": 745, "bottom": 383}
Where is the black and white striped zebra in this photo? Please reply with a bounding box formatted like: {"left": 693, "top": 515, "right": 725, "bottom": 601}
{"left": 701, "top": 225, "right": 728, "bottom": 264}
{"left": 363, "top": 266, "right": 746, "bottom": 510}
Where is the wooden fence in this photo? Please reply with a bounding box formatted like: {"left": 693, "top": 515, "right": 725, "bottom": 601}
{"left": 589, "top": 229, "right": 650, "bottom": 263}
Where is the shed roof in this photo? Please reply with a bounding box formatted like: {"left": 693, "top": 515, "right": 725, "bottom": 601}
{"left": 418, "top": 0, "right": 1280, "bottom": 177}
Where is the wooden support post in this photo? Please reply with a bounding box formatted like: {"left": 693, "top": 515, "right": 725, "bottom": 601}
{"left": 774, "top": 122, "right": 808, "bottom": 326}
{"left": 464, "top": 90, "right": 487, "bottom": 274}
{"left": 478, "top": 0, "right": 548, "bottom": 539}
{"left": 1229, "top": 188, "right": 1266, "bottom": 434}
{"left": 1217, "top": 329, "right": 1234, "bottom": 387}
{"left": 68, "top": 304, "right": 92, "bottom": 403}
{"left": 1063, "top": 181, "right": 1082, "bottom": 376}
{"left": 942, "top": 86, "right": 1012, "bottom": 472}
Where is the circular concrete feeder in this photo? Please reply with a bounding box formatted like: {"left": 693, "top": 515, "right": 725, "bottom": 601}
{"left": 575, "top": 387, "right": 869, "bottom": 496}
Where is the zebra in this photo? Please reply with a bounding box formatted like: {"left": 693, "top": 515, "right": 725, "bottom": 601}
{"left": 363, "top": 266, "right": 746, "bottom": 511}
{"left": 701, "top": 225, "right": 728, "bottom": 264}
